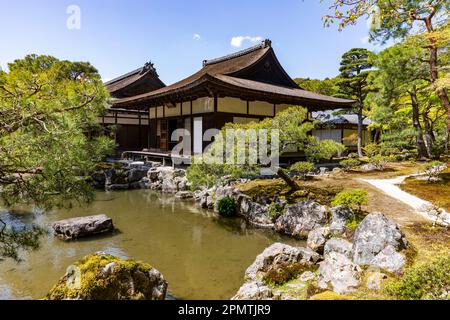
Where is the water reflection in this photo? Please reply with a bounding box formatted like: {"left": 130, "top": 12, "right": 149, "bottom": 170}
{"left": 0, "top": 190, "right": 301, "bottom": 300}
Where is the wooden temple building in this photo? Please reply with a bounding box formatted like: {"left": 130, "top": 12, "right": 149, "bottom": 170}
{"left": 103, "top": 39, "right": 354, "bottom": 156}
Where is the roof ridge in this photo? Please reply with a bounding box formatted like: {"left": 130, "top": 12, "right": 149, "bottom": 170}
{"left": 203, "top": 39, "right": 271, "bottom": 67}
{"left": 105, "top": 61, "right": 158, "bottom": 85}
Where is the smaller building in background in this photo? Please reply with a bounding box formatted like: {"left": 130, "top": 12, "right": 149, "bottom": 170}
{"left": 312, "top": 110, "right": 373, "bottom": 151}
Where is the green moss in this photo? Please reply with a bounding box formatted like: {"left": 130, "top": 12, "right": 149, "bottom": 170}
{"left": 385, "top": 255, "right": 450, "bottom": 300}
{"left": 345, "top": 212, "right": 366, "bottom": 230}
{"left": 310, "top": 291, "right": 355, "bottom": 300}
{"left": 46, "top": 253, "right": 158, "bottom": 300}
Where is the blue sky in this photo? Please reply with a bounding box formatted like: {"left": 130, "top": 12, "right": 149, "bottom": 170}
{"left": 0, "top": 0, "right": 380, "bottom": 84}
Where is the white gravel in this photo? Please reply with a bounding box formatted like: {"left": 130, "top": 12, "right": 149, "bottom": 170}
{"left": 361, "top": 175, "right": 450, "bottom": 226}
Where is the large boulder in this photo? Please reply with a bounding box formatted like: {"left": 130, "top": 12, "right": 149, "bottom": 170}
{"left": 317, "top": 252, "right": 362, "bottom": 294}
{"left": 274, "top": 201, "right": 328, "bottom": 239}
{"left": 46, "top": 253, "right": 167, "bottom": 300}
{"left": 330, "top": 206, "right": 354, "bottom": 236}
{"left": 244, "top": 243, "right": 320, "bottom": 281}
{"left": 352, "top": 213, "right": 408, "bottom": 272}
{"left": 307, "top": 227, "right": 330, "bottom": 253}
{"left": 240, "top": 198, "right": 273, "bottom": 228}
{"left": 127, "top": 168, "right": 148, "bottom": 183}
{"left": 52, "top": 214, "right": 114, "bottom": 240}
{"left": 324, "top": 238, "right": 353, "bottom": 259}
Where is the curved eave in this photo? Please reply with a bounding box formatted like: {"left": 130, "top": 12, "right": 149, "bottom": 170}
{"left": 112, "top": 74, "right": 355, "bottom": 111}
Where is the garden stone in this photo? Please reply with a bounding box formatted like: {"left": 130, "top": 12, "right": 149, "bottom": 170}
{"left": 352, "top": 213, "right": 408, "bottom": 266}
{"left": 366, "top": 272, "right": 387, "bottom": 291}
{"left": 330, "top": 206, "right": 354, "bottom": 236}
{"left": 232, "top": 281, "right": 274, "bottom": 300}
{"left": 324, "top": 238, "right": 353, "bottom": 259}
{"left": 317, "top": 252, "right": 362, "bottom": 294}
{"left": 370, "top": 245, "right": 406, "bottom": 273}
{"left": 244, "top": 243, "right": 320, "bottom": 281}
{"left": 274, "top": 201, "right": 328, "bottom": 239}
{"left": 307, "top": 227, "right": 330, "bottom": 253}
{"left": 52, "top": 214, "right": 114, "bottom": 240}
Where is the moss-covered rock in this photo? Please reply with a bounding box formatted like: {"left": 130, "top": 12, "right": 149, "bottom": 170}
{"left": 46, "top": 253, "right": 168, "bottom": 300}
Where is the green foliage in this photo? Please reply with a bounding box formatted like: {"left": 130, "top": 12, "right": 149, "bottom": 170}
{"left": 386, "top": 256, "right": 450, "bottom": 300}
{"left": 421, "top": 161, "right": 447, "bottom": 182}
{"left": 368, "top": 154, "right": 388, "bottom": 170}
{"left": 290, "top": 161, "right": 315, "bottom": 179}
{"left": 363, "top": 143, "right": 381, "bottom": 157}
{"left": 294, "top": 77, "right": 340, "bottom": 96}
{"left": 345, "top": 213, "right": 366, "bottom": 230}
{"left": 217, "top": 196, "right": 237, "bottom": 218}
{"left": 332, "top": 189, "right": 368, "bottom": 212}
{"left": 339, "top": 158, "right": 361, "bottom": 170}
{"left": 186, "top": 106, "right": 345, "bottom": 188}
{"left": 268, "top": 202, "right": 284, "bottom": 222}
{"left": 262, "top": 263, "right": 316, "bottom": 287}
{"left": 0, "top": 54, "right": 113, "bottom": 261}
{"left": 0, "top": 221, "right": 46, "bottom": 262}
{"left": 305, "top": 139, "right": 346, "bottom": 163}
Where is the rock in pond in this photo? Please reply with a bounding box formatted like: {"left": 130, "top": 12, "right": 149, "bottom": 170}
{"left": 52, "top": 214, "right": 114, "bottom": 240}
{"left": 275, "top": 201, "right": 328, "bottom": 239}
{"left": 46, "top": 253, "right": 168, "bottom": 300}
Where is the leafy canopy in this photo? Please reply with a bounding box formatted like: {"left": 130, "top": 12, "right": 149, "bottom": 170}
{"left": 0, "top": 55, "right": 113, "bottom": 261}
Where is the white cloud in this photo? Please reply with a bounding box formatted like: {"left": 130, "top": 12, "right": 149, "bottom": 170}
{"left": 193, "top": 33, "right": 201, "bottom": 40}
{"left": 230, "top": 36, "right": 263, "bottom": 48}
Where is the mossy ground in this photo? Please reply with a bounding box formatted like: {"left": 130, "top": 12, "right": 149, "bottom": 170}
{"left": 237, "top": 161, "right": 450, "bottom": 300}
{"left": 46, "top": 253, "right": 155, "bottom": 300}
{"left": 400, "top": 166, "right": 450, "bottom": 211}
{"left": 235, "top": 178, "right": 341, "bottom": 206}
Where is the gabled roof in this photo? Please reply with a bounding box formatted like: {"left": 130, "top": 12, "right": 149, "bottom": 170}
{"left": 106, "top": 62, "right": 166, "bottom": 98}
{"left": 112, "top": 40, "right": 354, "bottom": 110}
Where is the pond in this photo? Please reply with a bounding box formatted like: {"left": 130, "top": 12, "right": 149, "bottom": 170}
{"left": 0, "top": 190, "right": 300, "bottom": 300}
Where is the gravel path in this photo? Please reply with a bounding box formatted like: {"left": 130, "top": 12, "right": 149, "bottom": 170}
{"left": 360, "top": 175, "right": 450, "bottom": 226}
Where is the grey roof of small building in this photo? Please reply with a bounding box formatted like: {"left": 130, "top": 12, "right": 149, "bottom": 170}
{"left": 312, "top": 110, "right": 371, "bottom": 126}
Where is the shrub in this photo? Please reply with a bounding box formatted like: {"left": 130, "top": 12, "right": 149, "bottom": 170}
{"left": 217, "top": 196, "right": 237, "bottom": 217}
{"left": 305, "top": 140, "right": 346, "bottom": 163}
{"left": 368, "top": 154, "right": 388, "bottom": 171}
{"left": 268, "top": 202, "right": 284, "bottom": 222}
{"left": 385, "top": 256, "right": 450, "bottom": 300}
{"left": 262, "top": 263, "right": 316, "bottom": 286}
{"left": 421, "top": 161, "right": 447, "bottom": 182}
{"left": 290, "top": 161, "right": 315, "bottom": 180}
{"left": 332, "top": 189, "right": 368, "bottom": 212}
{"left": 339, "top": 158, "right": 361, "bottom": 170}
{"left": 363, "top": 142, "right": 381, "bottom": 157}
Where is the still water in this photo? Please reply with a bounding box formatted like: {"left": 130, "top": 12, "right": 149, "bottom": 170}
{"left": 0, "top": 190, "right": 300, "bottom": 300}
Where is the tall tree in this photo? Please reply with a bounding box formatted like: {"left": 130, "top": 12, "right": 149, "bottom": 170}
{"left": 337, "top": 48, "right": 373, "bottom": 157}
{"left": 0, "top": 55, "right": 114, "bottom": 261}
{"left": 321, "top": 0, "right": 450, "bottom": 144}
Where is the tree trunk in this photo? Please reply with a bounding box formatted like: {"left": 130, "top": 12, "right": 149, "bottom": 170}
{"left": 409, "top": 86, "right": 429, "bottom": 160}
{"left": 424, "top": 17, "right": 450, "bottom": 149}
{"left": 422, "top": 109, "right": 435, "bottom": 157}
{"left": 276, "top": 168, "right": 300, "bottom": 191}
{"left": 357, "top": 104, "right": 364, "bottom": 158}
